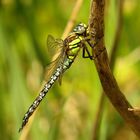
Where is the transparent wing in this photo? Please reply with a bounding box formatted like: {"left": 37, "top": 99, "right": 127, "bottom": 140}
{"left": 47, "top": 35, "right": 64, "bottom": 61}
{"left": 45, "top": 35, "right": 66, "bottom": 83}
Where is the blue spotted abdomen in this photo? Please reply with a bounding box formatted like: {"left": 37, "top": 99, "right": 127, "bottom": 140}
{"left": 19, "top": 59, "right": 73, "bottom": 132}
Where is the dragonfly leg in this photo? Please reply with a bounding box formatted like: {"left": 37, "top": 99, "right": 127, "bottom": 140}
{"left": 85, "top": 34, "right": 104, "bottom": 48}
{"left": 82, "top": 34, "right": 105, "bottom": 59}
{"left": 82, "top": 45, "right": 93, "bottom": 60}
{"left": 93, "top": 47, "right": 106, "bottom": 59}
{"left": 82, "top": 42, "right": 106, "bottom": 60}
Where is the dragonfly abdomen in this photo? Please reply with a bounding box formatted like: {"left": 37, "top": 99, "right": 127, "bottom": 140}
{"left": 19, "top": 65, "right": 63, "bottom": 132}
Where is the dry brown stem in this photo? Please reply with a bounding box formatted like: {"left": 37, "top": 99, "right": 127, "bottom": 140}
{"left": 89, "top": 0, "right": 140, "bottom": 137}
{"left": 62, "top": 0, "right": 83, "bottom": 39}
{"left": 92, "top": 1, "right": 124, "bottom": 139}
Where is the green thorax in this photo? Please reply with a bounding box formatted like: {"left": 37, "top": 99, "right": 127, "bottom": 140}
{"left": 64, "top": 33, "right": 83, "bottom": 60}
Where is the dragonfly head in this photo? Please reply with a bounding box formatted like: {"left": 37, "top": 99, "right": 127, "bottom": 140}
{"left": 73, "top": 23, "right": 88, "bottom": 35}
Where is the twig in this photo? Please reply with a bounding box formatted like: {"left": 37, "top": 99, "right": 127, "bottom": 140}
{"left": 128, "top": 107, "right": 140, "bottom": 116}
{"left": 89, "top": 0, "right": 140, "bottom": 137}
{"left": 62, "top": 0, "right": 83, "bottom": 39}
{"left": 92, "top": 1, "right": 124, "bottom": 139}
{"left": 92, "top": 93, "right": 105, "bottom": 140}
{"left": 109, "top": 0, "right": 123, "bottom": 68}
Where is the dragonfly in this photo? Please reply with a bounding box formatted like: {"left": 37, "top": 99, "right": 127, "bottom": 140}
{"left": 19, "top": 23, "right": 94, "bottom": 132}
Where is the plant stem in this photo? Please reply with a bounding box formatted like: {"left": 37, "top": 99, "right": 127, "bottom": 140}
{"left": 89, "top": 0, "right": 140, "bottom": 137}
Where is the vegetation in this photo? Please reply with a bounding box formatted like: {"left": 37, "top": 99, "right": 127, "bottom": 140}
{"left": 0, "top": 0, "right": 140, "bottom": 140}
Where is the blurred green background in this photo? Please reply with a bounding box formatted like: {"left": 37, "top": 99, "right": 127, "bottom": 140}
{"left": 0, "top": 0, "right": 140, "bottom": 140}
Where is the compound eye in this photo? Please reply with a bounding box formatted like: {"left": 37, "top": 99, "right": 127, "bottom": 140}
{"left": 78, "top": 26, "right": 85, "bottom": 34}
{"left": 73, "top": 24, "right": 86, "bottom": 34}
